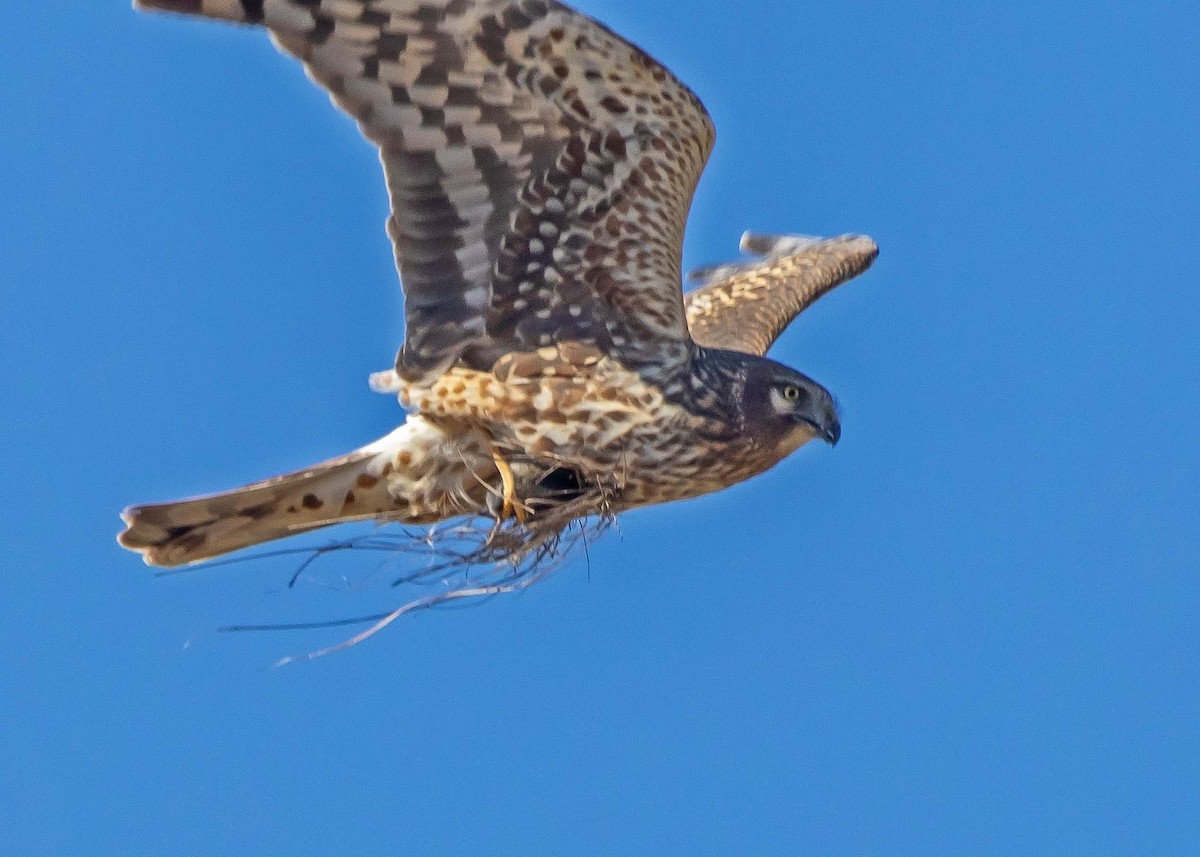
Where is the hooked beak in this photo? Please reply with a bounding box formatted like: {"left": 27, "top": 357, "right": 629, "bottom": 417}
{"left": 799, "top": 414, "right": 840, "bottom": 446}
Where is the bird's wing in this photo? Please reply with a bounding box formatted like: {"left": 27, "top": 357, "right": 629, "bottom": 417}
{"left": 684, "top": 233, "right": 879, "bottom": 356}
{"left": 138, "top": 0, "right": 715, "bottom": 382}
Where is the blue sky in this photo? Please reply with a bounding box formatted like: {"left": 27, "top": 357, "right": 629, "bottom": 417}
{"left": 2, "top": 1, "right": 1198, "bottom": 854}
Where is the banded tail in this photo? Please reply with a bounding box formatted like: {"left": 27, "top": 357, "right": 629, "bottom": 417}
{"left": 118, "top": 421, "right": 484, "bottom": 567}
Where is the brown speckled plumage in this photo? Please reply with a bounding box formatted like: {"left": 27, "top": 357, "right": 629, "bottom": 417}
{"left": 120, "top": 0, "right": 877, "bottom": 568}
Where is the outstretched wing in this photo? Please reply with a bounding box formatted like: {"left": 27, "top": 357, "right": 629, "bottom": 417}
{"left": 684, "top": 233, "right": 879, "bottom": 357}
{"left": 137, "top": 0, "right": 715, "bottom": 382}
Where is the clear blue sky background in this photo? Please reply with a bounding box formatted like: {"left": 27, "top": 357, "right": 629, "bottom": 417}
{"left": 2, "top": 2, "right": 1197, "bottom": 854}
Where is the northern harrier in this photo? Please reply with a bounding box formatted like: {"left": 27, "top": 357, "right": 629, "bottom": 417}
{"left": 119, "top": 0, "right": 878, "bottom": 570}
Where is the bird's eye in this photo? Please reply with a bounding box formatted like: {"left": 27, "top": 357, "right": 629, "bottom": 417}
{"left": 782, "top": 385, "right": 801, "bottom": 401}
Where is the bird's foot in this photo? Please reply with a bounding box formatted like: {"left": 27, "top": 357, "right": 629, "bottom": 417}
{"left": 491, "top": 450, "right": 529, "bottom": 524}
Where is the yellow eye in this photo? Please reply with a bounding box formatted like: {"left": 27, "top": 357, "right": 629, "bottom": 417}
{"left": 782, "top": 385, "right": 801, "bottom": 401}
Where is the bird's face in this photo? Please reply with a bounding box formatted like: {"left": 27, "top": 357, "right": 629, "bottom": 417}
{"left": 744, "top": 358, "right": 841, "bottom": 458}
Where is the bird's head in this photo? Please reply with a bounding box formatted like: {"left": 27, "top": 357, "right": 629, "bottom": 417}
{"left": 739, "top": 356, "right": 841, "bottom": 457}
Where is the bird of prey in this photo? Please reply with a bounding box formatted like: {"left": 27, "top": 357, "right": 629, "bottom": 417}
{"left": 119, "top": 0, "right": 878, "bottom": 570}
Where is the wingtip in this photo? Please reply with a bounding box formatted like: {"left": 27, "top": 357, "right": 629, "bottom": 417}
{"left": 135, "top": 0, "right": 249, "bottom": 18}
{"left": 851, "top": 234, "right": 881, "bottom": 261}
{"left": 134, "top": 0, "right": 204, "bottom": 12}
{"left": 740, "top": 232, "right": 818, "bottom": 255}
{"left": 740, "top": 232, "right": 879, "bottom": 261}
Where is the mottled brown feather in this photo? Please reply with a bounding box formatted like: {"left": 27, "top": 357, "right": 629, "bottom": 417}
{"left": 684, "top": 233, "right": 879, "bottom": 356}
{"left": 124, "top": 1, "right": 878, "bottom": 574}
{"left": 138, "top": 0, "right": 714, "bottom": 383}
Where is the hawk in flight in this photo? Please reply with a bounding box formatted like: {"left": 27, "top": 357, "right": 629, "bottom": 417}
{"left": 120, "top": 0, "right": 878, "bottom": 569}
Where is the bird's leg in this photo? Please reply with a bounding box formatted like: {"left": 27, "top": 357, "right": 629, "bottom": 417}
{"left": 490, "top": 449, "right": 528, "bottom": 524}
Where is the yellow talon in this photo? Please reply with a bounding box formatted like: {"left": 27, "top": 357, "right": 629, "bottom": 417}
{"left": 491, "top": 451, "right": 527, "bottom": 524}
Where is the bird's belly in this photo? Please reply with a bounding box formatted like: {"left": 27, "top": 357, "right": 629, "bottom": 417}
{"left": 396, "top": 362, "right": 770, "bottom": 509}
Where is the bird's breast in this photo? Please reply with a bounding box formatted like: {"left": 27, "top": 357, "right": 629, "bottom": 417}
{"left": 395, "top": 355, "right": 780, "bottom": 509}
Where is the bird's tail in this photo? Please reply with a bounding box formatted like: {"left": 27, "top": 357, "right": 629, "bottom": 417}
{"left": 118, "top": 421, "right": 472, "bottom": 568}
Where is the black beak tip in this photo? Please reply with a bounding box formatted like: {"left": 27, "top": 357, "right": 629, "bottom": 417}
{"left": 801, "top": 416, "right": 840, "bottom": 446}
